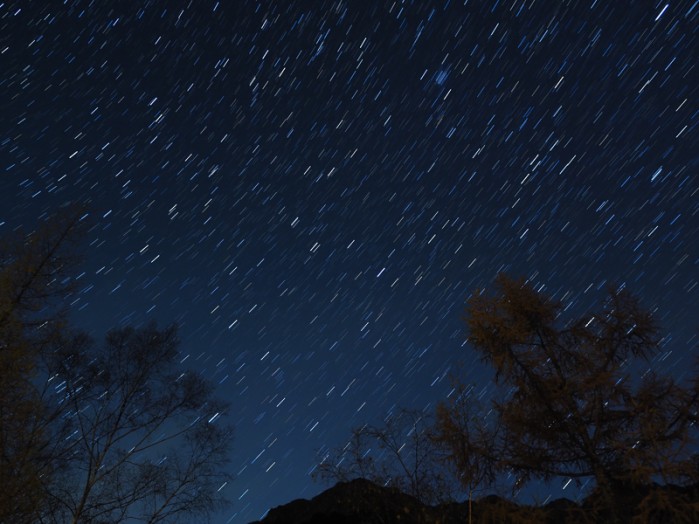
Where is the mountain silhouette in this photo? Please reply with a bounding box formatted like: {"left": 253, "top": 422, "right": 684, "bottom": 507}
{"left": 252, "top": 477, "right": 699, "bottom": 523}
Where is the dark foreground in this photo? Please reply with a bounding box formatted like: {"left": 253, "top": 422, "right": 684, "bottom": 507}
{"left": 252, "top": 478, "right": 699, "bottom": 524}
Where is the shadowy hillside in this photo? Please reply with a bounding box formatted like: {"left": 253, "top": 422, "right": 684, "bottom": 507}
{"left": 253, "top": 478, "right": 699, "bottom": 524}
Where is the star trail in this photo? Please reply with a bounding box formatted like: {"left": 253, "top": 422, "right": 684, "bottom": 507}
{"left": 2, "top": 1, "right": 697, "bottom": 522}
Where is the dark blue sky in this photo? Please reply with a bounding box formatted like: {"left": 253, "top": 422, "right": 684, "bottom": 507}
{"left": 2, "top": 1, "right": 697, "bottom": 522}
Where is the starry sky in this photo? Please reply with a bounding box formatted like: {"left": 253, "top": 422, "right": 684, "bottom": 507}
{"left": 2, "top": 0, "right": 698, "bottom": 522}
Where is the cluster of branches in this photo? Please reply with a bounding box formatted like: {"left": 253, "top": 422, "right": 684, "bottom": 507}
{"left": 1, "top": 210, "right": 233, "bottom": 524}
{"left": 318, "top": 274, "right": 699, "bottom": 520}
{"left": 446, "top": 275, "right": 699, "bottom": 493}
{"left": 314, "top": 408, "right": 461, "bottom": 506}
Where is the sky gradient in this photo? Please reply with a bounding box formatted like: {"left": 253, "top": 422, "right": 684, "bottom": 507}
{"left": 2, "top": 1, "right": 698, "bottom": 522}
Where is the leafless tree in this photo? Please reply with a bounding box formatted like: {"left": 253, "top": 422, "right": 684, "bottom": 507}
{"left": 0, "top": 211, "right": 233, "bottom": 523}
{"left": 38, "top": 324, "right": 233, "bottom": 524}
{"left": 315, "top": 408, "right": 461, "bottom": 506}
{"left": 434, "top": 384, "right": 499, "bottom": 523}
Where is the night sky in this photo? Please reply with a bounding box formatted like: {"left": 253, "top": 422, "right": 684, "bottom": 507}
{"left": 2, "top": 1, "right": 698, "bottom": 522}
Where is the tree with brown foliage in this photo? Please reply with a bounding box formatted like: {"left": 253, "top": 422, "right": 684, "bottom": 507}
{"left": 435, "top": 274, "right": 698, "bottom": 519}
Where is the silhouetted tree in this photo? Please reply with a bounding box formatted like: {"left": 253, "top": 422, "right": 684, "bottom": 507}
{"left": 315, "top": 408, "right": 460, "bottom": 506}
{"left": 436, "top": 274, "right": 698, "bottom": 519}
{"left": 435, "top": 385, "right": 499, "bottom": 523}
{"left": 0, "top": 208, "right": 84, "bottom": 522}
{"left": 0, "top": 211, "right": 233, "bottom": 523}
{"left": 40, "top": 324, "right": 232, "bottom": 524}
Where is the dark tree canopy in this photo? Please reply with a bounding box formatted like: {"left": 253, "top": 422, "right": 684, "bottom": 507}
{"left": 436, "top": 275, "right": 698, "bottom": 503}
{"left": 0, "top": 211, "right": 233, "bottom": 524}
{"left": 0, "top": 209, "right": 85, "bottom": 522}
{"left": 42, "top": 324, "right": 233, "bottom": 524}
{"left": 314, "top": 275, "right": 699, "bottom": 522}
